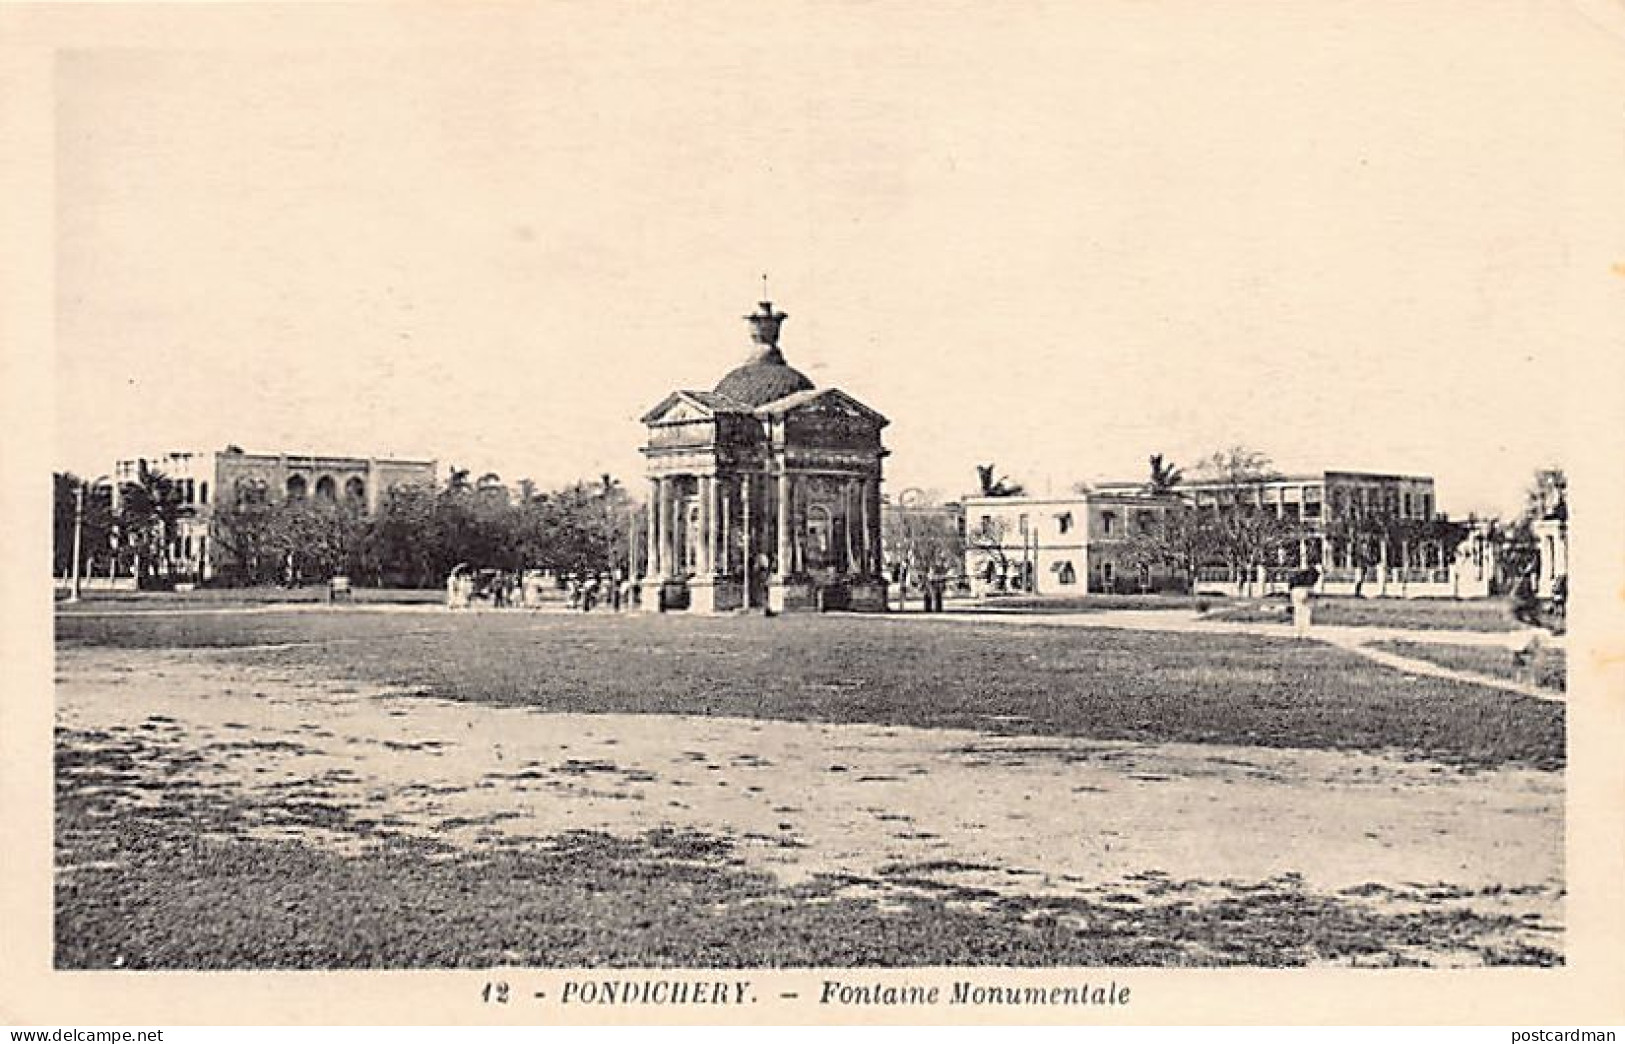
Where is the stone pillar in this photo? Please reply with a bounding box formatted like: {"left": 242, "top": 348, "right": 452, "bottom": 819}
{"left": 670, "top": 480, "right": 686, "bottom": 576}
{"left": 851, "top": 478, "right": 864, "bottom": 572}
{"left": 706, "top": 474, "right": 721, "bottom": 575}
{"left": 698, "top": 475, "right": 714, "bottom": 575}
{"left": 718, "top": 478, "right": 731, "bottom": 576}
{"left": 646, "top": 478, "right": 660, "bottom": 580}
{"left": 866, "top": 476, "right": 883, "bottom": 576}
{"left": 776, "top": 467, "right": 793, "bottom": 577}
{"left": 662, "top": 478, "right": 679, "bottom": 578}
{"left": 742, "top": 473, "right": 754, "bottom": 595}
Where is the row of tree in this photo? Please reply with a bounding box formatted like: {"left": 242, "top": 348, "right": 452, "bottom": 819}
{"left": 213, "top": 470, "right": 638, "bottom": 587}
{"left": 52, "top": 467, "right": 178, "bottom": 583}
{"left": 53, "top": 467, "right": 638, "bottom": 589}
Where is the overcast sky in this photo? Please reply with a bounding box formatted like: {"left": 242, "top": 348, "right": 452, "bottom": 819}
{"left": 52, "top": 2, "right": 1625, "bottom": 517}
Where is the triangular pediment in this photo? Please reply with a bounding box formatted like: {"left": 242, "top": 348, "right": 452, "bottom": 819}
{"left": 755, "top": 387, "right": 888, "bottom": 426}
{"left": 640, "top": 390, "right": 744, "bottom": 425}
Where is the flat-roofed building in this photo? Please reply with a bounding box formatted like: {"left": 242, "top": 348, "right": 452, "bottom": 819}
{"left": 110, "top": 447, "right": 437, "bottom": 582}
{"left": 962, "top": 491, "right": 1187, "bottom": 595}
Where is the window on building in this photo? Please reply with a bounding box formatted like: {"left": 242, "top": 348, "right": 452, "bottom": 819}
{"left": 1057, "top": 512, "right": 1073, "bottom": 534}
{"left": 1422, "top": 493, "right": 1433, "bottom": 519}
{"left": 1018, "top": 513, "right": 1029, "bottom": 535}
{"left": 1101, "top": 511, "right": 1116, "bottom": 536}
{"left": 286, "top": 475, "right": 308, "bottom": 499}
{"left": 1058, "top": 561, "right": 1076, "bottom": 585}
{"left": 1100, "top": 561, "right": 1116, "bottom": 590}
{"left": 200, "top": 481, "right": 208, "bottom": 504}
{"left": 978, "top": 514, "right": 993, "bottom": 536}
{"left": 1136, "top": 510, "right": 1156, "bottom": 534}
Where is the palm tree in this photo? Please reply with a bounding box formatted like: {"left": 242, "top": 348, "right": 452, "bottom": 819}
{"left": 444, "top": 466, "right": 473, "bottom": 494}
{"left": 975, "top": 463, "right": 1025, "bottom": 498}
{"left": 1147, "top": 453, "right": 1183, "bottom": 494}
{"left": 117, "top": 465, "right": 185, "bottom": 582}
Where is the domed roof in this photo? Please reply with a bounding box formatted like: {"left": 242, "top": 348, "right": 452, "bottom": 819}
{"left": 714, "top": 345, "right": 815, "bottom": 408}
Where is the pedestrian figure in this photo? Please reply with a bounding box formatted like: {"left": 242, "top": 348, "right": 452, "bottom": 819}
{"left": 1512, "top": 570, "right": 1540, "bottom": 627}
{"left": 1288, "top": 565, "right": 1320, "bottom": 638}
{"left": 446, "top": 564, "right": 471, "bottom": 610}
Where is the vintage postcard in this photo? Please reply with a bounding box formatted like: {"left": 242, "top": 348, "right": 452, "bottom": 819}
{"left": 3, "top": 1, "right": 1623, "bottom": 1029}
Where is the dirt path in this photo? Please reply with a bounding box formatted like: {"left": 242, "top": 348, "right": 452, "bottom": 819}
{"left": 914, "top": 607, "right": 1563, "bottom": 701}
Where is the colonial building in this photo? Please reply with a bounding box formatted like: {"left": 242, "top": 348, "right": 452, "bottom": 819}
{"left": 1082, "top": 468, "right": 1476, "bottom": 598}
{"left": 639, "top": 301, "right": 888, "bottom": 613}
{"left": 110, "top": 447, "right": 437, "bottom": 582}
{"left": 963, "top": 492, "right": 1187, "bottom": 595}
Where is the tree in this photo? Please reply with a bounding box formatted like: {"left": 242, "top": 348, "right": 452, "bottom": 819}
{"left": 53, "top": 472, "right": 114, "bottom": 578}
{"left": 212, "top": 496, "right": 280, "bottom": 584}
{"left": 882, "top": 496, "right": 965, "bottom": 606}
{"left": 1495, "top": 465, "right": 1567, "bottom": 589}
{"left": 1190, "top": 446, "right": 1294, "bottom": 595}
{"left": 1121, "top": 507, "right": 1217, "bottom": 593}
{"left": 1146, "top": 453, "right": 1183, "bottom": 494}
{"left": 366, "top": 484, "right": 440, "bottom": 587}
{"left": 975, "top": 463, "right": 1025, "bottom": 498}
{"left": 115, "top": 465, "right": 185, "bottom": 583}
{"left": 965, "top": 513, "right": 1016, "bottom": 590}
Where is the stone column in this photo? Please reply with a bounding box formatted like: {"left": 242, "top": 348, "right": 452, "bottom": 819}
{"left": 706, "top": 474, "right": 721, "bottom": 575}
{"left": 670, "top": 479, "right": 686, "bottom": 576}
{"left": 718, "top": 478, "right": 731, "bottom": 575}
{"left": 662, "top": 478, "right": 679, "bottom": 578}
{"left": 865, "top": 476, "right": 883, "bottom": 577}
{"left": 742, "top": 473, "right": 754, "bottom": 595}
{"left": 857, "top": 476, "right": 872, "bottom": 577}
{"left": 697, "top": 475, "right": 713, "bottom": 575}
{"left": 843, "top": 479, "right": 857, "bottom": 573}
{"left": 646, "top": 478, "right": 660, "bottom": 580}
{"left": 776, "top": 466, "right": 793, "bottom": 577}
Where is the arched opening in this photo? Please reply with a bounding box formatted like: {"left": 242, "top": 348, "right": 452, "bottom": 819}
{"left": 314, "top": 475, "right": 337, "bottom": 500}
{"left": 345, "top": 476, "right": 366, "bottom": 505}
{"left": 805, "top": 504, "right": 834, "bottom": 570}
{"left": 286, "top": 475, "right": 307, "bottom": 499}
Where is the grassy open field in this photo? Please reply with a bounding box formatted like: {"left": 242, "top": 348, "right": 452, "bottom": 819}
{"left": 1371, "top": 639, "right": 1567, "bottom": 694}
{"left": 1206, "top": 596, "right": 1521, "bottom": 633}
{"left": 54, "top": 610, "right": 1565, "bottom": 969}
{"left": 57, "top": 611, "right": 1562, "bottom": 769}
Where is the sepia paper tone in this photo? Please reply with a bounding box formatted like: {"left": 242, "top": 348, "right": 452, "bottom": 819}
{"left": 4, "top": 1, "right": 1624, "bottom": 1026}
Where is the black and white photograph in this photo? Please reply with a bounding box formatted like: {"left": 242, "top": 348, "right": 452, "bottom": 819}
{"left": 4, "top": 0, "right": 1624, "bottom": 1030}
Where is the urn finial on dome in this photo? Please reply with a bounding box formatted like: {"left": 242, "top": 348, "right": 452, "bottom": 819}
{"left": 745, "top": 300, "right": 787, "bottom": 347}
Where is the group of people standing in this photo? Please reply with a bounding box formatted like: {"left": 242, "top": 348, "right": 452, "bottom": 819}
{"left": 445, "top": 565, "right": 632, "bottom": 612}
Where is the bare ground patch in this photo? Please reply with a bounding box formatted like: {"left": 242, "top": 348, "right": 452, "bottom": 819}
{"left": 55, "top": 646, "right": 1562, "bottom": 968}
